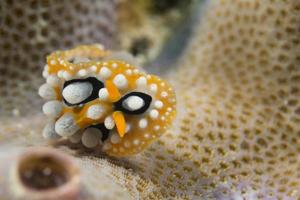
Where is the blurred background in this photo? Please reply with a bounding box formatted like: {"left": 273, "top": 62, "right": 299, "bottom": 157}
{"left": 0, "top": 0, "right": 197, "bottom": 117}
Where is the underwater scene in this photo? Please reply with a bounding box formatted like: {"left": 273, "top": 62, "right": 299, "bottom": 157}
{"left": 0, "top": 0, "right": 300, "bottom": 199}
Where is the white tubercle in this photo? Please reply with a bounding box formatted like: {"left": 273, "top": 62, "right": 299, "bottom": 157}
{"left": 124, "top": 141, "right": 131, "bottom": 148}
{"left": 42, "top": 120, "right": 61, "bottom": 140}
{"left": 136, "top": 76, "right": 147, "bottom": 87}
{"left": 150, "top": 109, "right": 159, "bottom": 119}
{"left": 113, "top": 74, "right": 128, "bottom": 89}
{"left": 102, "top": 142, "right": 112, "bottom": 150}
{"left": 38, "top": 83, "right": 56, "bottom": 100}
{"left": 77, "top": 69, "right": 88, "bottom": 77}
{"left": 123, "top": 96, "right": 144, "bottom": 111}
{"left": 42, "top": 70, "right": 49, "bottom": 78}
{"left": 81, "top": 128, "right": 100, "bottom": 148}
{"left": 104, "top": 116, "right": 115, "bottom": 130}
{"left": 133, "top": 139, "right": 140, "bottom": 146}
{"left": 55, "top": 113, "right": 79, "bottom": 137}
{"left": 86, "top": 104, "right": 104, "bottom": 120}
{"left": 154, "top": 100, "right": 163, "bottom": 109}
{"left": 150, "top": 84, "right": 157, "bottom": 93}
{"left": 62, "top": 82, "right": 93, "bottom": 104}
{"left": 125, "top": 123, "right": 131, "bottom": 133}
{"left": 63, "top": 71, "right": 72, "bottom": 80}
{"left": 110, "top": 133, "right": 121, "bottom": 144}
{"left": 161, "top": 91, "right": 168, "bottom": 98}
{"left": 46, "top": 75, "right": 61, "bottom": 86}
{"left": 69, "top": 130, "right": 83, "bottom": 143}
{"left": 90, "top": 65, "right": 97, "bottom": 72}
{"left": 73, "top": 57, "right": 90, "bottom": 64}
{"left": 42, "top": 100, "right": 63, "bottom": 118}
{"left": 99, "top": 67, "right": 111, "bottom": 79}
{"left": 139, "top": 118, "right": 148, "bottom": 129}
{"left": 98, "top": 88, "right": 109, "bottom": 101}
{"left": 57, "top": 70, "right": 64, "bottom": 78}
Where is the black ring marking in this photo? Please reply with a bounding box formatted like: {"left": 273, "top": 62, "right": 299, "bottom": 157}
{"left": 114, "top": 92, "right": 152, "bottom": 115}
{"left": 63, "top": 77, "right": 104, "bottom": 106}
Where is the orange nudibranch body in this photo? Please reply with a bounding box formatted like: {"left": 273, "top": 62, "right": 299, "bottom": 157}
{"left": 39, "top": 44, "right": 176, "bottom": 157}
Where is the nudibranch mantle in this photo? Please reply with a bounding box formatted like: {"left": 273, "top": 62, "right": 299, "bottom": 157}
{"left": 39, "top": 44, "right": 176, "bottom": 157}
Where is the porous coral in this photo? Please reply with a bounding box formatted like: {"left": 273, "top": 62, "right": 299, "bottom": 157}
{"left": 0, "top": 0, "right": 116, "bottom": 117}
{"left": 0, "top": 0, "right": 300, "bottom": 199}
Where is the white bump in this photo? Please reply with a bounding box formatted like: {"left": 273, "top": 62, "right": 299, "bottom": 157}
{"left": 46, "top": 75, "right": 61, "bottom": 86}
{"left": 86, "top": 105, "right": 104, "bottom": 119}
{"left": 136, "top": 76, "right": 147, "bottom": 87}
{"left": 139, "top": 118, "right": 148, "bottom": 129}
{"left": 104, "top": 116, "right": 115, "bottom": 130}
{"left": 123, "top": 96, "right": 144, "bottom": 111}
{"left": 57, "top": 70, "right": 64, "bottom": 78}
{"left": 98, "top": 88, "right": 109, "bottom": 101}
{"left": 133, "top": 139, "right": 140, "bottom": 146}
{"left": 50, "top": 60, "right": 56, "bottom": 65}
{"left": 95, "top": 44, "right": 104, "bottom": 50}
{"left": 124, "top": 141, "right": 131, "bottom": 148}
{"left": 38, "top": 83, "right": 56, "bottom": 100}
{"left": 160, "top": 82, "right": 165, "bottom": 86}
{"left": 113, "top": 74, "right": 128, "bottom": 89}
{"left": 154, "top": 125, "right": 160, "bottom": 131}
{"left": 99, "top": 67, "right": 111, "bottom": 79}
{"left": 42, "top": 100, "right": 63, "bottom": 118}
{"left": 161, "top": 91, "right": 168, "bottom": 98}
{"left": 55, "top": 113, "right": 79, "bottom": 137}
{"left": 112, "top": 63, "right": 118, "bottom": 68}
{"left": 77, "top": 69, "right": 87, "bottom": 77}
{"left": 63, "top": 71, "right": 72, "bottom": 80}
{"left": 161, "top": 116, "right": 166, "bottom": 121}
{"left": 102, "top": 142, "right": 112, "bottom": 150}
{"left": 154, "top": 101, "right": 163, "bottom": 109}
{"left": 125, "top": 123, "right": 131, "bottom": 133}
{"left": 42, "top": 70, "right": 49, "bottom": 78}
{"left": 125, "top": 69, "right": 132, "bottom": 75}
{"left": 62, "top": 82, "right": 93, "bottom": 104}
{"left": 42, "top": 121, "right": 60, "bottom": 140}
{"left": 144, "top": 133, "right": 150, "bottom": 139}
{"left": 69, "top": 130, "right": 83, "bottom": 143}
{"left": 110, "top": 133, "right": 121, "bottom": 144}
{"left": 73, "top": 57, "right": 90, "bottom": 64}
{"left": 133, "top": 69, "right": 139, "bottom": 74}
{"left": 90, "top": 65, "right": 97, "bottom": 72}
{"left": 150, "top": 109, "right": 159, "bottom": 119}
{"left": 81, "top": 128, "right": 100, "bottom": 148}
{"left": 150, "top": 84, "right": 157, "bottom": 93}
{"left": 167, "top": 107, "right": 172, "bottom": 112}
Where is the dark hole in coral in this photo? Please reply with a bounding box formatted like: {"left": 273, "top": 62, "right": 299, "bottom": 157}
{"left": 130, "top": 37, "right": 150, "bottom": 56}
{"left": 151, "top": 0, "right": 192, "bottom": 13}
{"left": 19, "top": 155, "right": 69, "bottom": 190}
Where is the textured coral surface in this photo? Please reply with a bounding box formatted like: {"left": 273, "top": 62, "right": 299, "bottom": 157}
{"left": 0, "top": 0, "right": 116, "bottom": 116}
{"left": 1, "top": 0, "right": 300, "bottom": 199}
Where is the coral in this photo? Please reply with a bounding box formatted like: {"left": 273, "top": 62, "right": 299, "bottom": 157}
{"left": 0, "top": 0, "right": 116, "bottom": 117}
{"left": 0, "top": 0, "right": 300, "bottom": 199}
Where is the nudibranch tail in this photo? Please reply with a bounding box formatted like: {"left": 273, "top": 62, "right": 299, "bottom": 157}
{"left": 39, "top": 44, "right": 176, "bottom": 157}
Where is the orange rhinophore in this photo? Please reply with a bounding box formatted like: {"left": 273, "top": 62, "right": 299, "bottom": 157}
{"left": 39, "top": 44, "right": 176, "bottom": 157}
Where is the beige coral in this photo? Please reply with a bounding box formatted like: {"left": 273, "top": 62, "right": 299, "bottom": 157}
{"left": 0, "top": 0, "right": 300, "bottom": 199}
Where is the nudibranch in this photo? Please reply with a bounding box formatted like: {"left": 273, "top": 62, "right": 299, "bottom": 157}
{"left": 39, "top": 44, "right": 176, "bottom": 157}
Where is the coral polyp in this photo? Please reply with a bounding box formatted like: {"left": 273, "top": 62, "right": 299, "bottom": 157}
{"left": 39, "top": 44, "right": 176, "bottom": 157}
